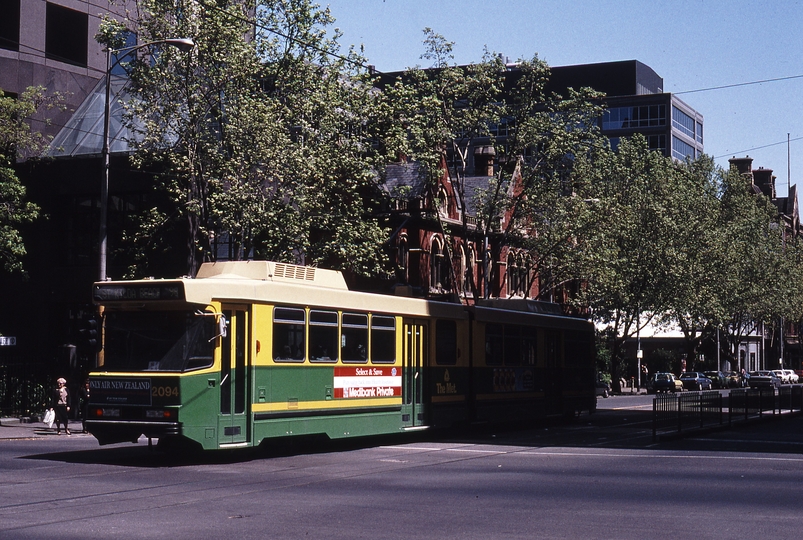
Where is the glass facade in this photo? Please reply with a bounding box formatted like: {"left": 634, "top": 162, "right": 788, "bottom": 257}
{"left": 647, "top": 134, "right": 666, "bottom": 153}
{"left": 602, "top": 105, "right": 666, "bottom": 130}
{"left": 606, "top": 134, "right": 665, "bottom": 154}
{"left": 604, "top": 99, "right": 699, "bottom": 161}
{"left": 672, "top": 136, "right": 696, "bottom": 161}
{"left": 672, "top": 106, "right": 695, "bottom": 139}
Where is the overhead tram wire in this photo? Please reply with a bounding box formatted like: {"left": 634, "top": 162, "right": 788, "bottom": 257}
{"left": 203, "top": 2, "right": 381, "bottom": 75}
{"left": 714, "top": 136, "right": 803, "bottom": 161}
{"left": 9, "top": 7, "right": 803, "bottom": 159}
{"left": 675, "top": 73, "right": 803, "bottom": 95}
{"left": 669, "top": 73, "right": 803, "bottom": 162}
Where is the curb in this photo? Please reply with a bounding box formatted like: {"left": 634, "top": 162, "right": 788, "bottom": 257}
{"left": 0, "top": 416, "right": 42, "bottom": 426}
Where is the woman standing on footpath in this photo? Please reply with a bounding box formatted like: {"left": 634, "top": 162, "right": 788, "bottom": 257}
{"left": 52, "top": 378, "right": 71, "bottom": 435}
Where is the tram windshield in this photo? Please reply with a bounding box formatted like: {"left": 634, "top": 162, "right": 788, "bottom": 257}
{"left": 102, "top": 310, "right": 217, "bottom": 372}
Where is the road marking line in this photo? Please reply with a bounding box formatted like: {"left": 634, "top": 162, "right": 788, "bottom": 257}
{"left": 518, "top": 450, "right": 803, "bottom": 462}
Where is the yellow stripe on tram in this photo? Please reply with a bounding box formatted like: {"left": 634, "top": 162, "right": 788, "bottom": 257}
{"left": 252, "top": 397, "right": 402, "bottom": 413}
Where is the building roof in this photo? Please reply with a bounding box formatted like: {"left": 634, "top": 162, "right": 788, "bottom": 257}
{"left": 382, "top": 161, "right": 428, "bottom": 199}
{"left": 546, "top": 59, "right": 664, "bottom": 96}
{"left": 461, "top": 176, "right": 493, "bottom": 216}
{"left": 47, "top": 75, "right": 142, "bottom": 158}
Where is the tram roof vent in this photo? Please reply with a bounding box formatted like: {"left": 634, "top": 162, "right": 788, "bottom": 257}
{"left": 195, "top": 261, "right": 348, "bottom": 289}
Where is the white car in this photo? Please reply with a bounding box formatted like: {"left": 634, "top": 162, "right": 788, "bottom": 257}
{"left": 773, "top": 370, "right": 790, "bottom": 383}
{"left": 783, "top": 369, "right": 799, "bottom": 384}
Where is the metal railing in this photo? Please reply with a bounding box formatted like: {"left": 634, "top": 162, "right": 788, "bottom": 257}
{"left": 0, "top": 362, "right": 52, "bottom": 418}
{"left": 653, "top": 385, "right": 803, "bottom": 441}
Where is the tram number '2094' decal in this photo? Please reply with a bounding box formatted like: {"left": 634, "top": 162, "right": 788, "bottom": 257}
{"left": 152, "top": 386, "right": 179, "bottom": 398}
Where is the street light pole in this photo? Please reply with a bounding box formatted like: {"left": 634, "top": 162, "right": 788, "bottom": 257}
{"left": 99, "top": 38, "right": 194, "bottom": 282}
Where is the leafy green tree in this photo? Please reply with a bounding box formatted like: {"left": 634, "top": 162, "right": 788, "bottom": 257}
{"left": 497, "top": 67, "right": 607, "bottom": 300}
{"left": 712, "top": 164, "right": 796, "bottom": 370}
{"left": 580, "top": 136, "right": 690, "bottom": 387}
{"left": 0, "top": 87, "right": 61, "bottom": 274}
{"left": 658, "top": 155, "right": 722, "bottom": 368}
{"left": 102, "top": 0, "right": 392, "bottom": 278}
{"left": 587, "top": 150, "right": 801, "bottom": 378}
{"left": 376, "top": 30, "right": 505, "bottom": 294}
{"left": 384, "top": 29, "right": 607, "bottom": 299}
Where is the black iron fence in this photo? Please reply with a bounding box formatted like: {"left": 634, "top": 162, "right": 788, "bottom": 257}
{"left": 653, "top": 386, "right": 803, "bottom": 441}
{"left": 0, "top": 361, "right": 52, "bottom": 418}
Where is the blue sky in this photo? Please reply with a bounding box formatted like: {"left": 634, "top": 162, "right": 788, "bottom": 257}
{"left": 326, "top": 0, "right": 803, "bottom": 197}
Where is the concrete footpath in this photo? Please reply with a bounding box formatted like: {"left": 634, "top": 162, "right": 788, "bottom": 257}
{"left": 0, "top": 417, "right": 90, "bottom": 439}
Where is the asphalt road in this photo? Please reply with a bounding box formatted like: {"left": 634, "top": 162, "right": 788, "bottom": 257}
{"left": 2, "top": 396, "right": 803, "bottom": 539}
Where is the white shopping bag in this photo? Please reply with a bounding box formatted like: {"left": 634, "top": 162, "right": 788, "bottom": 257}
{"left": 43, "top": 409, "right": 55, "bottom": 429}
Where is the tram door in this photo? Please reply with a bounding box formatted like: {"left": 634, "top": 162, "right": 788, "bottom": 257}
{"left": 402, "top": 320, "right": 427, "bottom": 427}
{"left": 218, "top": 306, "right": 250, "bottom": 446}
{"left": 544, "top": 330, "right": 562, "bottom": 415}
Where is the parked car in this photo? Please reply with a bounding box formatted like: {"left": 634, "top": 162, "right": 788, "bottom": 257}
{"left": 770, "top": 369, "right": 798, "bottom": 384}
{"left": 679, "top": 372, "right": 713, "bottom": 391}
{"left": 724, "top": 371, "right": 741, "bottom": 388}
{"left": 596, "top": 380, "right": 611, "bottom": 398}
{"left": 748, "top": 370, "right": 782, "bottom": 390}
{"left": 772, "top": 370, "right": 790, "bottom": 384}
{"left": 704, "top": 371, "right": 727, "bottom": 389}
{"left": 650, "top": 372, "right": 683, "bottom": 393}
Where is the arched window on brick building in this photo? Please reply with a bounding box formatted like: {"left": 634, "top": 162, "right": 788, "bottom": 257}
{"left": 397, "top": 235, "right": 409, "bottom": 283}
{"left": 507, "top": 252, "right": 518, "bottom": 297}
{"left": 430, "top": 237, "right": 451, "bottom": 293}
{"left": 506, "top": 251, "right": 532, "bottom": 298}
{"left": 437, "top": 187, "right": 449, "bottom": 218}
{"left": 460, "top": 245, "right": 476, "bottom": 297}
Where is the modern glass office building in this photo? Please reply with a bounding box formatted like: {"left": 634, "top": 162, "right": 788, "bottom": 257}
{"left": 381, "top": 59, "right": 706, "bottom": 175}
{"left": 546, "top": 60, "right": 704, "bottom": 162}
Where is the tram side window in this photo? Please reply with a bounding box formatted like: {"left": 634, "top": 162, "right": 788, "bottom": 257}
{"left": 310, "top": 310, "right": 338, "bottom": 362}
{"left": 485, "top": 323, "right": 503, "bottom": 366}
{"left": 504, "top": 325, "right": 521, "bottom": 366}
{"left": 435, "top": 320, "right": 457, "bottom": 365}
{"left": 564, "top": 330, "right": 592, "bottom": 368}
{"left": 545, "top": 331, "right": 559, "bottom": 369}
{"left": 273, "top": 307, "right": 305, "bottom": 362}
{"left": 522, "top": 334, "right": 537, "bottom": 366}
{"left": 371, "top": 316, "right": 396, "bottom": 363}
{"left": 342, "top": 313, "right": 368, "bottom": 363}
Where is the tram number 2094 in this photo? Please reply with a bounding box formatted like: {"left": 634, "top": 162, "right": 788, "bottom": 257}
{"left": 152, "top": 386, "right": 179, "bottom": 398}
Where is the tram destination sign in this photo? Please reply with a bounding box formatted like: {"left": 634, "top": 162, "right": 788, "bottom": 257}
{"left": 0, "top": 336, "right": 16, "bottom": 346}
{"left": 93, "top": 283, "right": 185, "bottom": 302}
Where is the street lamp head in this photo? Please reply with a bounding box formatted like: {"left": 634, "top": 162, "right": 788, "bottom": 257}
{"left": 111, "top": 38, "right": 195, "bottom": 56}
{"left": 162, "top": 38, "right": 195, "bottom": 53}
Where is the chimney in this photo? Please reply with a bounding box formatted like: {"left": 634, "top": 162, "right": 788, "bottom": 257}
{"left": 729, "top": 156, "right": 753, "bottom": 175}
{"left": 753, "top": 167, "right": 776, "bottom": 198}
{"left": 474, "top": 146, "right": 496, "bottom": 176}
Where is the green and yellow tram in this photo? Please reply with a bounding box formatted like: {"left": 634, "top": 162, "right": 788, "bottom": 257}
{"left": 86, "top": 261, "right": 596, "bottom": 450}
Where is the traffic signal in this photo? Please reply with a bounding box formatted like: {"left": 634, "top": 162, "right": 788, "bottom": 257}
{"left": 78, "top": 315, "right": 101, "bottom": 355}
{"left": 86, "top": 316, "right": 99, "bottom": 352}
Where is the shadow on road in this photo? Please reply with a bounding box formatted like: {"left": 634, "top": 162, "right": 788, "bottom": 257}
{"left": 19, "top": 406, "right": 803, "bottom": 467}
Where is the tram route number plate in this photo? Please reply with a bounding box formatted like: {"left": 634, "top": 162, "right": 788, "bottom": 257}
{"left": 0, "top": 336, "right": 16, "bottom": 346}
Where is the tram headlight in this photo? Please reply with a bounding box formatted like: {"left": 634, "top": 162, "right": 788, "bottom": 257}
{"left": 145, "top": 409, "right": 175, "bottom": 420}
